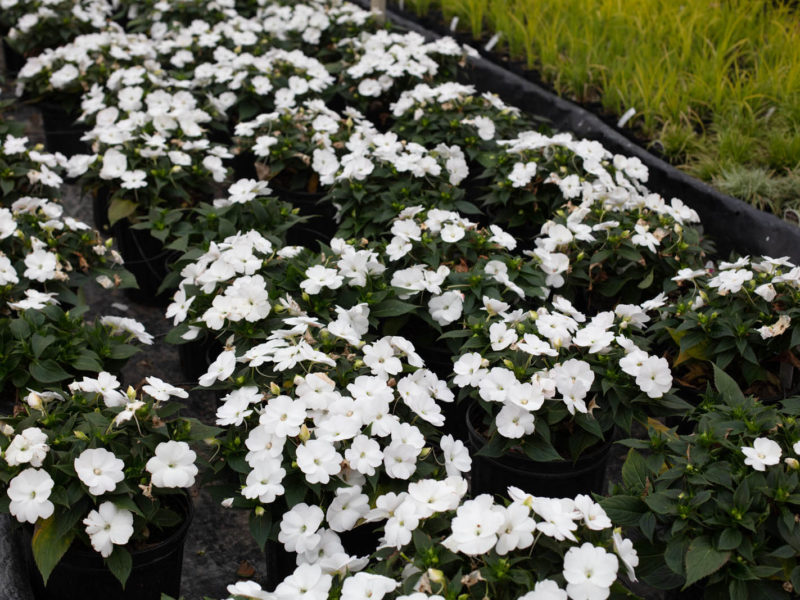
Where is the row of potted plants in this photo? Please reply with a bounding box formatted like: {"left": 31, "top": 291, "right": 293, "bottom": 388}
{"left": 2, "top": 0, "right": 800, "bottom": 598}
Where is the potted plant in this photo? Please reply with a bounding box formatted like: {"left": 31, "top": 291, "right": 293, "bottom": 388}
{"left": 0, "top": 376, "right": 218, "bottom": 599}
{"left": 0, "top": 193, "right": 142, "bottom": 404}
{"left": 453, "top": 295, "right": 688, "bottom": 498}
{"left": 0, "top": 135, "right": 67, "bottom": 201}
{"left": 601, "top": 366, "right": 800, "bottom": 598}
{"left": 651, "top": 255, "right": 800, "bottom": 402}
{"left": 526, "top": 191, "right": 711, "bottom": 315}
{"left": 205, "top": 482, "right": 639, "bottom": 600}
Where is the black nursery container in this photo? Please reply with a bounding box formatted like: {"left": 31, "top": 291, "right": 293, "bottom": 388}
{"left": 26, "top": 494, "right": 193, "bottom": 600}
{"left": 278, "top": 189, "right": 339, "bottom": 249}
{"left": 264, "top": 539, "right": 297, "bottom": 592}
{"left": 466, "top": 402, "right": 613, "bottom": 499}
{"left": 38, "top": 102, "right": 89, "bottom": 157}
{"left": 94, "top": 189, "right": 178, "bottom": 306}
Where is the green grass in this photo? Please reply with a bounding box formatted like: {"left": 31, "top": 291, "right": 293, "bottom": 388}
{"left": 403, "top": 0, "right": 800, "bottom": 215}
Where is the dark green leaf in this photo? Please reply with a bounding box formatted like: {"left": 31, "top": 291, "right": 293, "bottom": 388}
{"left": 106, "top": 546, "right": 132, "bottom": 588}
{"left": 684, "top": 536, "right": 730, "bottom": 587}
{"left": 30, "top": 360, "right": 72, "bottom": 383}
{"left": 32, "top": 516, "right": 75, "bottom": 585}
{"left": 621, "top": 448, "right": 649, "bottom": 491}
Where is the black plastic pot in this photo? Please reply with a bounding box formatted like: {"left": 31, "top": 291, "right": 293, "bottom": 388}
{"left": 177, "top": 335, "right": 223, "bottom": 384}
{"left": 2, "top": 39, "right": 25, "bottom": 75}
{"left": 278, "top": 189, "right": 338, "bottom": 248}
{"left": 111, "top": 218, "right": 179, "bottom": 307}
{"left": 466, "top": 402, "right": 613, "bottom": 499}
{"left": 358, "top": 0, "right": 800, "bottom": 263}
{"left": 38, "top": 102, "right": 89, "bottom": 157}
{"left": 264, "top": 540, "right": 296, "bottom": 592}
{"left": 26, "top": 494, "right": 193, "bottom": 600}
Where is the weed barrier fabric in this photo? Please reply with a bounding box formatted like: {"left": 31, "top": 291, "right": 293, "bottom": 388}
{"left": 357, "top": 0, "right": 800, "bottom": 262}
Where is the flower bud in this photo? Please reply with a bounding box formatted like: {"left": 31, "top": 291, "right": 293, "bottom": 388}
{"left": 221, "top": 497, "right": 234, "bottom": 508}
{"left": 785, "top": 457, "right": 799, "bottom": 470}
{"left": 299, "top": 424, "right": 311, "bottom": 443}
{"left": 269, "top": 382, "right": 281, "bottom": 395}
{"left": 427, "top": 569, "right": 446, "bottom": 585}
{"left": 74, "top": 430, "right": 89, "bottom": 441}
{"left": 0, "top": 423, "right": 13, "bottom": 437}
{"left": 26, "top": 392, "right": 43, "bottom": 410}
{"left": 254, "top": 506, "right": 265, "bottom": 517}
{"left": 126, "top": 385, "right": 137, "bottom": 401}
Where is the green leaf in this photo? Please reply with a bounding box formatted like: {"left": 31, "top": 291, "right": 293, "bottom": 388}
{"left": 109, "top": 344, "right": 140, "bottom": 360}
{"left": 106, "top": 546, "right": 132, "bottom": 588}
{"left": 621, "top": 448, "right": 649, "bottom": 491}
{"left": 72, "top": 352, "right": 103, "bottom": 373}
{"left": 729, "top": 579, "right": 748, "bottom": 600}
{"left": 30, "top": 360, "right": 72, "bottom": 383}
{"left": 713, "top": 364, "right": 746, "bottom": 406}
{"left": 718, "top": 528, "right": 742, "bottom": 551}
{"left": 32, "top": 515, "right": 75, "bottom": 585}
{"left": 107, "top": 198, "right": 138, "bottom": 226}
{"left": 598, "top": 495, "right": 647, "bottom": 526}
{"left": 371, "top": 300, "right": 418, "bottom": 318}
{"left": 9, "top": 318, "right": 31, "bottom": 339}
{"left": 31, "top": 334, "right": 55, "bottom": 359}
{"left": 684, "top": 536, "right": 730, "bottom": 588}
{"left": 249, "top": 510, "right": 271, "bottom": 551}
{"left": 644, "top": 492, "right": 675, "bottom": 515}
{"left": 637, "top": 269, "right": 654, "bottom": 289}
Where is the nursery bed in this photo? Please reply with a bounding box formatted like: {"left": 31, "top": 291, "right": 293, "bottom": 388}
{"left": 354, "top": 0, "right": 800, "bottom": 262}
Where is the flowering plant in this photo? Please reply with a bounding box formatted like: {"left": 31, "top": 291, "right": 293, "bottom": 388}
{"left": 454, "top": 296, "right": 686, "bottom": 461}
{"left": 526, "top": 192, "right": 710, "bottom": 314}
{"left": 0, "top": 376, "right": 217, "bottom": 586}
{"left": 15, "top": 29, "right": 154, "bottom": 104}
{"left": 601, "top": 366, "right": 800, "bottom": 597}
{"left": 1, "top": 0, "right": 115, "bottom": 56}
{"left": 389, "top": 82, "right": 538, "bottom": 157}
{"left": 334, "top": 30, "right": 475, "bottom": 123}
{"left": 652, "top": 255, "right": 800, "bottom": 400}
{"left": 477, "top": 129, "right": 654, "bottom": 233}
{"left": 232, "top": 101, "right": 369, "bottom": 196}
{"left": 214, "top": 484, "right": 638, "bottom": 600}
{"left": 0, "top": 135, "right": 66, "bottom": 200}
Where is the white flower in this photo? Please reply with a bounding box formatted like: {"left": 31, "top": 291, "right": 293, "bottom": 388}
{"left": 4, "top": 427, "right": 49, "bottom": 467}
{"left": 573, "top": 494, "right": 612, "bottom": 531}
{"left": 453, "top": 353, "right": 488, "bottom": 387}
{"left": 440, "top": 435, "right": 471, "bottom": 477}
{"left": 8, "top": 468, "right": 54, "bottom": 524}
{"left": 274, "top": 563, "right": 332, "bottom": 600}
{"left": 23, "top": 249, "right": 58, "bottom": 282}
{"left": 242, "top": 457, "right": 286, "bottom": 504}
{"left": 199, "top": 349, "right": 237, "bottom": 387}
{"left": 562, "top": 543, "right": 619, "bottom": 600}
{"left": 296, "top": 439, "right": 343, "bottom": 485}
{"left": 327, "top": 486, "right": 370, "bottom": 533}
{"left": 83, "top": 501, "right": 134, "bottom": 558}
{"left": 8, "top": 290, "right": 59, "bottom": 311}
{"left": 612, "top": 529, "right": 639, "bottom": 582}
{"left": 742, "top": 437, "right": 782, "bottom": 471}
{"left": 345, "top": 435, "right": 384, "bottom": 477}
{"left": 143, "top": 377, "right": 188, "bottom": 401}
{"left": 74, "top": 448, "right": 125, "bottom": 496}
{"left": 634, "top": 356, "right": 672, "bottom": 398}
{"left": 489, "top": 322, "right": 518, "bottom": 351}
{"left": 516, "top": 579, "right": 567, "bottom": 600}
{"left": 279, "top": 503, "right": 324, "bottom": 553}
{"left": 301, "top": 265, "right": 344, "bottom": 295}
{"left": 495, "top": 502, "right": 536, "bottom": 555}
{"left": 428, "top": 291, "right": 464, "bottom": 326}
{"left": 146, "top": 441, "right": 198, "bottom": 487}
{"left": 340, "top": 572, "right": 398, "bottom": 600}
{"left": 100, "top": 316, "right": 154, "bottom": 344}
{"left": 442, "top": 494, "right": 505, "bottom": 555}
